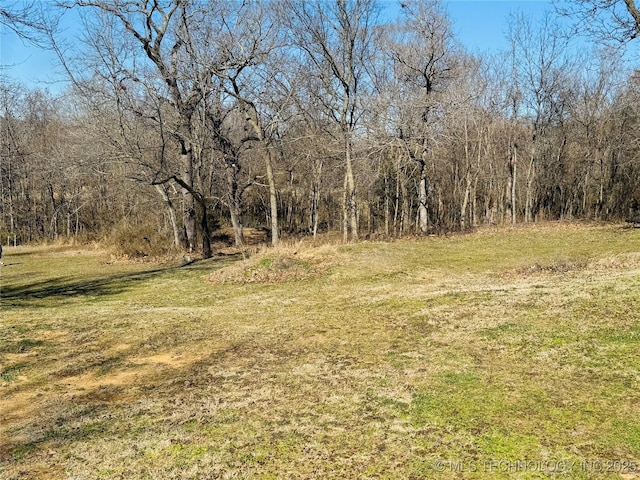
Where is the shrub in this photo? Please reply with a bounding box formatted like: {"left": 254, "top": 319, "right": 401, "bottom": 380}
{"left": 107, "top": 221, "right": 175, "bottom": 259}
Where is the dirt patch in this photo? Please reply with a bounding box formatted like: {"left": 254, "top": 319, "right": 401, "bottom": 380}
{"left": 0, "top": 390, "right": 45, "bottom": 433}
{"left": 132, "top": 350, "right": 204, "bottom": 368}
{"left": 0, "top": 348, "right": 207, "bottom": 447}
{"left": 60, "top": 349, "right": 205, "bottom": 396}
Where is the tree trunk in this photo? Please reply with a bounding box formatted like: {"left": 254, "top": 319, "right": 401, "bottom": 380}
{"left": 384, "top": 173, "right": 390, "bottom": 236}
{"left": 155, "top": 184, "right": 181, "bottom": 249}
{"left": 461, "top": 167, "right": 472, "bottom": 231}
{"left": 472, "top": 174, "right": 479, "bottom": 227}
{"left": 226, "top": 161, "right": 244, "bottom": 247}
{"left": 582, "top": 170, "right": 590, "bottom": 216}
{"left": 525, "top": 152, "right": 536, "bottom": 223}
{"left": 393, "top": 150, "right": 402, "bottom": 236}
{"left": 229, "top": 205, "right": 244, "bottom": 246}
{"left": 509, "top": 144, "right": 518, "bottom": 224}
{"left": 417, "top": 159, "right": 429, "bottom": 234}
{"left": 596, "top": 156, "right": 605, "bottom": 220}
{"left": 200, "top": 197, "right": 212, "bottom": 258}
{"left": 344, "top": 133, "right": 358, "bottom": 242}
{"left": 400, "top": 174, "right": 410, "bottom": 234}
{"left": 310, "top": 158, "right": 322, "bottom": 238}
{"left": 180, "top": 148, "right": 197, "bottom": 252}
{"left": 265, "top": 149, "right": 279, "bottom": 246}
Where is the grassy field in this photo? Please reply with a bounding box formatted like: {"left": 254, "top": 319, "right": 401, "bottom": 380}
{"left": 1, "top": 222, "right": 639, "bottom": 479}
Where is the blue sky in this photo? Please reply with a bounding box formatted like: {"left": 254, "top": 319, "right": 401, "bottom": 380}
{"left": 443, "top": 0, "right": 553, "bottom": 53}
{"left": 0, "top": 0, "right": 559, "bottom": 93}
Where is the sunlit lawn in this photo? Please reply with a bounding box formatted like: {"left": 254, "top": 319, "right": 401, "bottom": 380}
{"left": 1, "top": 222, "right": 639, "bottom": 479}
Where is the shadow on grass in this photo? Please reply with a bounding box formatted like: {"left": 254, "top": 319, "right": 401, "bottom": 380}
{"left": 0, "top": 269, "right": 169, "bottom": 308}
{"left": 0, "top": 338, "right": 253, "bottom": 467}
{"left": 0, "top": 255, "right": 238, "bottom": 309}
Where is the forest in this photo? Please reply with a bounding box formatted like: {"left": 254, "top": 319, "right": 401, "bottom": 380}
{"left": 1, "top": 0, "right": 640, "bottom": 257}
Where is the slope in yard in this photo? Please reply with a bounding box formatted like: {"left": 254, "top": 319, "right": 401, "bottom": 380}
{"left": 1, "top": 223, "right": 639, "bottom": 479}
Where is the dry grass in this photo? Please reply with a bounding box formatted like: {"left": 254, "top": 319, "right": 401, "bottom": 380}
{"left": 207, "top": 241, "right": 341, "bottom": 284}
{"left": 1, "top": 222, "right": 639, "bottom": 479}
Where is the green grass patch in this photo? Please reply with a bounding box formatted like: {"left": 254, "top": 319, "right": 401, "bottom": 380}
{"left": 1, "top": 362, "right": 28, "bottom": 382}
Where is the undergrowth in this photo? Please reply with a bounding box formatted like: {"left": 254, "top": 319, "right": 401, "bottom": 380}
{"left": 207, "top": 242, "right": 339, "bottom": 284}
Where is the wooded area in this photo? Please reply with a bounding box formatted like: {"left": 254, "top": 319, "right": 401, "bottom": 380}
{"left": 1, "top": 0, "right": 639, "bottom": 257}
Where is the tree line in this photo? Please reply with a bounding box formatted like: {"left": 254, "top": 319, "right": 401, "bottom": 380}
{"left": 1, "top": 0, "right": 639, "bottom": 256}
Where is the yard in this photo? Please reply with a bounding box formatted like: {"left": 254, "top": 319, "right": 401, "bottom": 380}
{"left": 1, "top": 222, "right": 639, "bottom": 479}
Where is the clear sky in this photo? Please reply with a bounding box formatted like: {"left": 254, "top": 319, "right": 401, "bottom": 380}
{"left": 0, "top": 0, "right": 563, "bottom": 93}
{"left": 444, "top": 0, "right": 554, "bottom": 53}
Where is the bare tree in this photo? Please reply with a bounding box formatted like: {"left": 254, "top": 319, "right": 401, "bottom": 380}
{"left": 507, "top": 12, "right": 575, "bottom": 223}
{"left": 65, "top": 0, "right": 275, "bottom": 257}
{"left": 0, "top": 1, "right": 52, "bottom": 46}
{"left": 285, "top": 0, "right": 379, "bottom": 242}
{"left": 387, "top": 0, "right": 459, "bottom": 233}
{"left": 555, "top": 0, "right": 640, "bottom": 43}
{"left": 214, "top": 3, "right": 286, "bottom": 246}
{"left": 0, "top": 79, "right": 120, "bottom": 244}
